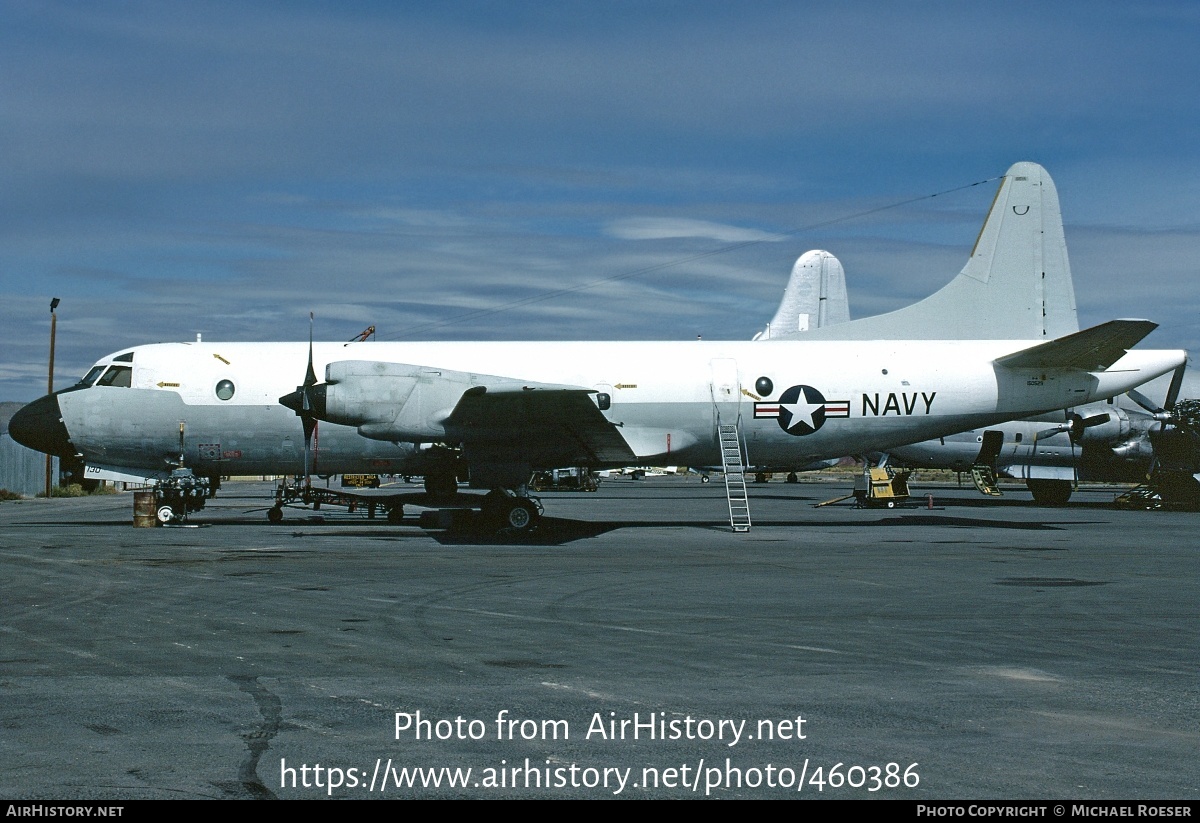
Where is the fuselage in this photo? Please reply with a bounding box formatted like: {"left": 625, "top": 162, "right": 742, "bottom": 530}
{"left": 11, "top": 338, "right": 1185, "bottom": 483}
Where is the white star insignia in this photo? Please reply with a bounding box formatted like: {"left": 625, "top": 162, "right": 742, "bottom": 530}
{"left": 782, "top": 388, "right": 823, "bottom": 431}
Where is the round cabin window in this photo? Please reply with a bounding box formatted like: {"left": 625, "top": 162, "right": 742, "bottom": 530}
{"left": 215, "top": 379, "right": 236, "bottom": 401}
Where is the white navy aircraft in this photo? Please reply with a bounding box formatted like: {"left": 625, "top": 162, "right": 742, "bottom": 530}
{"left": 8, "top": 162, "right": 1187, "bottom": 529}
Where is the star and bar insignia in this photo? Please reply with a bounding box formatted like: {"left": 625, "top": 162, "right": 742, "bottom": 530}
{"left": 754, "top": 385, "right": 849, "bottom": 436}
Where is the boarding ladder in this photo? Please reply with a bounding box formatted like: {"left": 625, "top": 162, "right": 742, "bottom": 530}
{"left": 718, "top": 422, "right": 752, "bottom": 532}
{"left": 969, "top": 430, "right": 1004, "bottom": 496}
{"left": 969, "top": 464, "right": 1004, "bottom": 497}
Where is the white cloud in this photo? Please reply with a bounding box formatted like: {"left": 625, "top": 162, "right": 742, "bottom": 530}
{"left": 606, "top": 218, "right": 784, "bottom": 243}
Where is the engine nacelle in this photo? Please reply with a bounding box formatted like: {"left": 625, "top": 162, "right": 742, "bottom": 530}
{"left": 315, "top": 361, "right": 470, "bottom": 441}
{"left": 313, "top": 360, "right": 559, "bottom": 442}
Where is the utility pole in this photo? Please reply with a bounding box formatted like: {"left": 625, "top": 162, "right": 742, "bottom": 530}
{"left": 46, "top": 297, "right": 59, "bottom": 498}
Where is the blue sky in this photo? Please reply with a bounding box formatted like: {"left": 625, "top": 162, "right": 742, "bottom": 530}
{"left": 3, "top": 1, "right": 1199, "bottom": 400}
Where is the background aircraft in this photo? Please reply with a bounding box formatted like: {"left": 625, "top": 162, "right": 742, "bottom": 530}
{"left": 888, "top": 368, "right": 1197, "bottom": 503}
{"left": 753, "top": 250, "right": 850, "bottom": 340}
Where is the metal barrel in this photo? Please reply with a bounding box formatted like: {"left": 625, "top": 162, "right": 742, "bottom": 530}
{"left": 133, "top": 490, "right": 157, "bottom": 528}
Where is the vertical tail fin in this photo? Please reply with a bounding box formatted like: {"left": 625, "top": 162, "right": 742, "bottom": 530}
{"left": 799, "top": 162, "right": 1078, "bottom": 341}
{"left": 754, "top": 249, "right": 850, "bottom": 339}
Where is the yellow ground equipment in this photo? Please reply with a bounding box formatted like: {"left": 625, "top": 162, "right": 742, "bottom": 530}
{"left": 853, "top": 466, "right": 911, "bottom": 508}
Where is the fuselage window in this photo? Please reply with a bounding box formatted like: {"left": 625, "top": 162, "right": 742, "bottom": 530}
{"left": 215, "top": 379, "right": 236, "bottom": 401}
{"left": 96, "top": 366, "right": 133, "bottom": 388}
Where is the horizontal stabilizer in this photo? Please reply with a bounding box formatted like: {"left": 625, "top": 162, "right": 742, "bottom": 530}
{"left": 994, "top": 320, "right": 1158, "bottom": 371}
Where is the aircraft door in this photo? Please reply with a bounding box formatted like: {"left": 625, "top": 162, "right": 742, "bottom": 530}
{"left": 975, "top": 430, "right": 1005, "bottom": 466}
{"left": 708, "top": 358, "right": 741, "bottom": 426}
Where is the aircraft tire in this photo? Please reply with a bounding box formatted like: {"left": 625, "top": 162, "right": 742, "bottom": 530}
{"left": 499, "top": 499, "right": 539, "bottom": 533}
{"left": 267, "top": 506, "right": 284, "bottom": 524}
{"left": 700, "top": 475, "right": 710, "bottom": 483}
{"left": 386, "top": 504, "right": 404, "bottom": 524}
{"left": 786, "top": 472, "right": 798, "bottom": 483}
{"left": 1026, "top": 478, "right": 1072, "bottom": 506}
{"left": 156, "top": 505, "right": 175, "bottom": 524}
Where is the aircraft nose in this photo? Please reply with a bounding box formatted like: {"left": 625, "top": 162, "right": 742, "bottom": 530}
{"left": 7, "top": 393, "right": 75, "bottom": 458}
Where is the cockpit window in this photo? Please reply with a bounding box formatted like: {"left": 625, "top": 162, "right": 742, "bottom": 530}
{"left": 96, "top": 366, "right": 133, "bottom": 388}
{"left": 79, "top": 366, "right": 106, "bottom": 387}
{"left": 113, "top": 352, "right": 134, "bottom": 363}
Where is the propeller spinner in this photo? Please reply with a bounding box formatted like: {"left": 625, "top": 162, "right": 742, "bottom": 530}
{"left": 1034, "top": 411, "right": 1112, "bottom": 444}
{"left": 1032, "top": 409, "right": 1115, "bottom": 488}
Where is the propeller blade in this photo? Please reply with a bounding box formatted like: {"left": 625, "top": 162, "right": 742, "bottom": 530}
{"left": 303, "top": 418, "right": 316, "bottom": 485}
{"left": 1063, "top": 411, "right": 1111, "bottom": 444}
{"left": 1035, "top": 424, "right": 1070, "bottom": 440}
{"left": 1071, "top": 434, "right": 1078, "bottom": 489}
{"left": 1126, "top": 389, "right": 1161, "bottom": 415}
{"left": 300, "top": 312, "right": 317, "bottom": 488}
{"left": 1163, "top": 363, "right": 1187, "bottom": 411}
{"left": 1068, "top": 413, "right": 1085, "bottom": 444}
{"left": 304, "top": 311, "right": 317, "bottom": 390}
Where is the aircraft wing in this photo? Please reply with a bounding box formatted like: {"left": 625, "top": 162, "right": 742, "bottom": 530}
{"left": 443, "top": 385, "right": 638, "bottom": 467}
{"left": 301, "top": 359, "right": 638, "bottom": 474}
{"left": 994, "top": 320, "right": 1158, "bottom": 371}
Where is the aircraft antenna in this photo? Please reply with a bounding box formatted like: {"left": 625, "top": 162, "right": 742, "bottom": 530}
{"left": 386, "top": 175, "right": 1002, "bottom": 339}
{"left": 349, "top": 325, "right": 375, "bottom": 343}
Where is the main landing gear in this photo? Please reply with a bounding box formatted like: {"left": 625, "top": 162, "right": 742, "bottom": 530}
{"left": 1026, "top": 478, "right": 1073, "bottom": 506}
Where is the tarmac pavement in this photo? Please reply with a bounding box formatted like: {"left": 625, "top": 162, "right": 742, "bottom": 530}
{"left": 1, "top": 476, "right": 1196, "bottom": 799}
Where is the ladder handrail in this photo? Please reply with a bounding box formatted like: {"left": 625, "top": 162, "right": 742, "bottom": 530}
{"left": 717, "top": 418, "right": 752, "bottom": 532}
